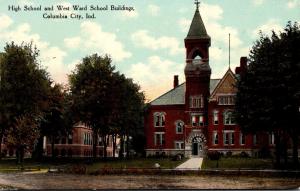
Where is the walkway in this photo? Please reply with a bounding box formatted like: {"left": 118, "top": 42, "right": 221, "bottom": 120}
{"left": 176, "top": 157, "right": 203, "bottom": 170}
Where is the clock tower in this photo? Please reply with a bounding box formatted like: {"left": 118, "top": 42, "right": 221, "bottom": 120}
{"left": 184, "top": 0, "right": 211, "bottom": 157}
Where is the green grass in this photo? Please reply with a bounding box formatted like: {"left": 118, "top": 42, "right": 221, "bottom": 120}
{"left": 85, "top": 158, "right": 186, "bottom": 172}
{"left": 202, "top": 157, "right": 273, "bottom": 169}
{"left": 0, "top": 157, "right": 187, "bottom": 173}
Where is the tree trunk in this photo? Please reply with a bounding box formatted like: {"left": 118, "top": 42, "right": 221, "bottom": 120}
{"left": 102, "top": 135, "right": 108, "bottom": 160}
{"left": 119, "top": 135, "right": 124, "bottom": 159}
{"left": 51, "top": 135, "right": 55, "bottom": 160}
{"left": 292, "top": 133, "right": 299, "bottom": 167}
{"left": 32, "top": 135, "right": 43, "bottom": 161}
{"left": 126, "top": 134, "right": 129, "bottom": 158}
{"left": 93, "top": 130, "right": 98, "bottom": 159}
{"left": 0, "top": 131, "right": 3, "bottom": 160}
{"left": 274, "top": 131, "right": 281, "bottom": 168}
{"left": 112, "top": 134, "right": 116, "bottom": 158}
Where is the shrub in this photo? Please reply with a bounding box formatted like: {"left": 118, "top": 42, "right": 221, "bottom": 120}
{"left": 226, "top": 151, "right": 232, "bottom": 157}
{"left": 207, "top": 151, "right": 221, "bottom": 161}
{"left": 258, "top": 147, "right": 271, "bottom": 158}
{"left": 239, "top": 151, "right": 249, "bottom": 158}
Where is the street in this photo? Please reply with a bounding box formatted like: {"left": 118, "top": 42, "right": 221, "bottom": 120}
{"left": 0, "top": 172, "right": 299, "bottom": 189}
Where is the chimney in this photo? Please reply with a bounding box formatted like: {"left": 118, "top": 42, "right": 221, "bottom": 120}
{"left": 235, "top": 57, "right": 247, "bottom": 76}
{"left": 173, "top": 75, "right": 179, "bottom": 89}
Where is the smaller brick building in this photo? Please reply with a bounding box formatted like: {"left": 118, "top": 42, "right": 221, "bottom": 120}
{"left": 44, "top": 122, "right": 118, "bottom": 157}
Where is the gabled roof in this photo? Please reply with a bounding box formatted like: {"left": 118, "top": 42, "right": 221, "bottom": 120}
{"left": 186, "top": 8, "right": 210, "bottom": 40}
{"left": 150, "top": 79, "right": 221, "bottom": 106}
{"left": 151, "top": 83, "right": 186, "bottom": 106}
{"left": 210, "top": 68, "right": 237, "bottom": 99}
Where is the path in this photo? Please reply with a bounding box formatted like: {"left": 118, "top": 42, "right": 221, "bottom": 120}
{"left": 176, "top": 157, "right": 203, "bottom": 169}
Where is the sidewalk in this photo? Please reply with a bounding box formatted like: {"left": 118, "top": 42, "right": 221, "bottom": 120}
{"left": 176, "top": 158, "right": 203, "bottom": 170}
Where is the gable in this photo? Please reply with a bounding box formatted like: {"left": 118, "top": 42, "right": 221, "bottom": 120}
{"left": 210, "top": 69, "right": 237, "bottom": 101}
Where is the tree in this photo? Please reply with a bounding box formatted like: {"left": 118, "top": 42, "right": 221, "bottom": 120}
{"left": 6, "top": 114, "right": 40, "bottom": 164}
{"left": 0, "top": 42, "right": 51, "bottom": 163}
{"left": 69, "top": 54, "right": 145, "bottom": 159}
{"left": 69, "top": 54, "right": 115, "bottom": 159}
{"left": 236, "top": 22, "right": 300, "bottom": 167}
{"left": 34, "top": 84, "right": 73, "bottom": 160}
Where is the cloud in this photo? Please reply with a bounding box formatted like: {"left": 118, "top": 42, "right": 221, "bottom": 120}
{"left": 131, "top": 30, "right": 183, "bottom": 55}
{"left": 178, "top": 18, "right": 190, "bottom": 32}
{"left": 0, "top": 14, "right": 69, "bottom": 84}
{"left": 126, "top": 56, "right": 184, "bottom": 101}
{"left": 64, "top": 21, "right": 132, "bottom": 62}
{"left": 120, "top": 10, "right": 139, "bottom": 19}
{"left": 64, "top": 37, "right": 81, "bottom": 48}
{"left": 252, "top": 19, "right": 283, "bottom": 37}
{"left": 287, "top": 0, "right": 300, "bottom": 8}
{"left": 0, "top": 14, "right": 13, "bottom": 31}
{"left": 148, "top": 4, "right": 160, "bottom": 16}
{"left": 253, "top": 0, "right": 265, "bottom": 6}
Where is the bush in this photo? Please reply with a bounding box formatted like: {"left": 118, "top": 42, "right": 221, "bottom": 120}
{"left": 226, "top": 151, "right": 232, "bottom": 157}
{"left": 239, "top": 151, "right": 249, "bottom": 158}
{"left": 207, "top": 151, "right": 221, "bottom": 161}
{"left": 172, "top": 154, "right": 183, "bottom": 161}
{"left": 258, "top": 147, "right": 271, "bottom": 158}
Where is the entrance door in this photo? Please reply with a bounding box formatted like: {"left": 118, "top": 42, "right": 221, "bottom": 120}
{"left": 192, "top": 142, "right": 198, "bottom": 155}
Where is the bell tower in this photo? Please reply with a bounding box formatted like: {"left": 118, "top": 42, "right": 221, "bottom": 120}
{"left": 184, "top": 0, "right": 211, "bottom": 128}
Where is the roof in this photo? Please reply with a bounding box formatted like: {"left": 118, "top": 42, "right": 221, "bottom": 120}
{"left": 186, "top": 8, "right": 210, "bottom": 40}
{"left": 150, "top": 79, "right": 221, "bottom": 106}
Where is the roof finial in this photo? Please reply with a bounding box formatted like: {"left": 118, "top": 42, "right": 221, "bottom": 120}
{"left": 229, "top": 33, "right": 231, "bottom": 69}
{"left": 195, "top": 0, "right": 200, "bottom": 9}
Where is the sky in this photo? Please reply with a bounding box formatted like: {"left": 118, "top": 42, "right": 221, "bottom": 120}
{"left": 0, "top": 0, "right": 299, "bottom": 102}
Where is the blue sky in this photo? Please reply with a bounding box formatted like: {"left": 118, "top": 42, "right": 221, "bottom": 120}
{"left": 0, "top": 0, "right": 299, "bottom": 101}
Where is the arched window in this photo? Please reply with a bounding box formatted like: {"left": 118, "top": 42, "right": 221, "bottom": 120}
{"left": 223, "top": 110, "right": 236, "bottom": 125}
{"left": 213, "top": 110, "right": 219, "bottom": 125}
{"left": 154, "top": 112, "right": 166, "bottom": 127}
{"left": 175, "top": 120, "right": 184, "bottom": 134}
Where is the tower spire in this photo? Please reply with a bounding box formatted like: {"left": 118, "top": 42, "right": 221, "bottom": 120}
{"left": 195, "top": 0, "right": 200, "bottom": 9}
{"left": 229, "top": 33, "right": 231, "bottom": 69}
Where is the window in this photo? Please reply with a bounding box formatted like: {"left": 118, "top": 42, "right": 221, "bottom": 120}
{"left": 253, "top": 134, "right": 257, "bottom": 145}
{"left": 224, "top": 111, "right": 236, "bottom": 125}
{"left": 190, "top": 95, "right": 203, "bottom": 108}
{"left": 175, "top": 141, "right": 184, "bottom": 150}
{"left": 223, "top": 131, "right": 235, "bottom": 145}
{"left": 269, "top": 132, "right": 275, "bottom": 145}
{"left": 175, "top": 121, "right": 184, "bottom": 134}
{"left": 218, "top": 95, "right": 235, "bottom": 105}
{"left": 191, "top": 114, "right": 204, "bottom": 127}
{"left": 154, "top": 132, "right": 165, "bottom": 146}
{"left": 213, "top": 110, "right": 219, "bottom": 125}
{"left": 154, "top": 112, "right": 166, "bottom": 127}
{"left": 212, "top": 131, "right": 218, "bottom": 145}
{"left": 240, "top": 133, "right": 245, "bottom": 145}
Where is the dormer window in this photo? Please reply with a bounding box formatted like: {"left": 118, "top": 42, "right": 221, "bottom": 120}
{"left": 218, "top": 95, "right": 235, "bottom": 105}
{"left": 154, "top": 112, "right": 166, "bottom": 127}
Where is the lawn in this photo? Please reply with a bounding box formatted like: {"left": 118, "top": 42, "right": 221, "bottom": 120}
{"left": 0, "top": 157, "right": 187, "bottom": 173}
{"left": 85, "top": 158, "right": 186, "bottom": 172}
{"left": 202, "top": 157, "right": 274, "bottom": 169}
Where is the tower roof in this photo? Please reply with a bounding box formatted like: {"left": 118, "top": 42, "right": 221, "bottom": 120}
{"left": 186, "top": 7, "right": 210, "bottom": 40}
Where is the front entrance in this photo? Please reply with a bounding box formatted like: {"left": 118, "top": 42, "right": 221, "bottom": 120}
{"left": 186, "top": 131, "right": 207, "bottom": 158}
{"left": 192, "top": 136, "right": 204, "bottom": 157}
{"left": 192, "top": 143, "right": 198, "bottom": 155}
